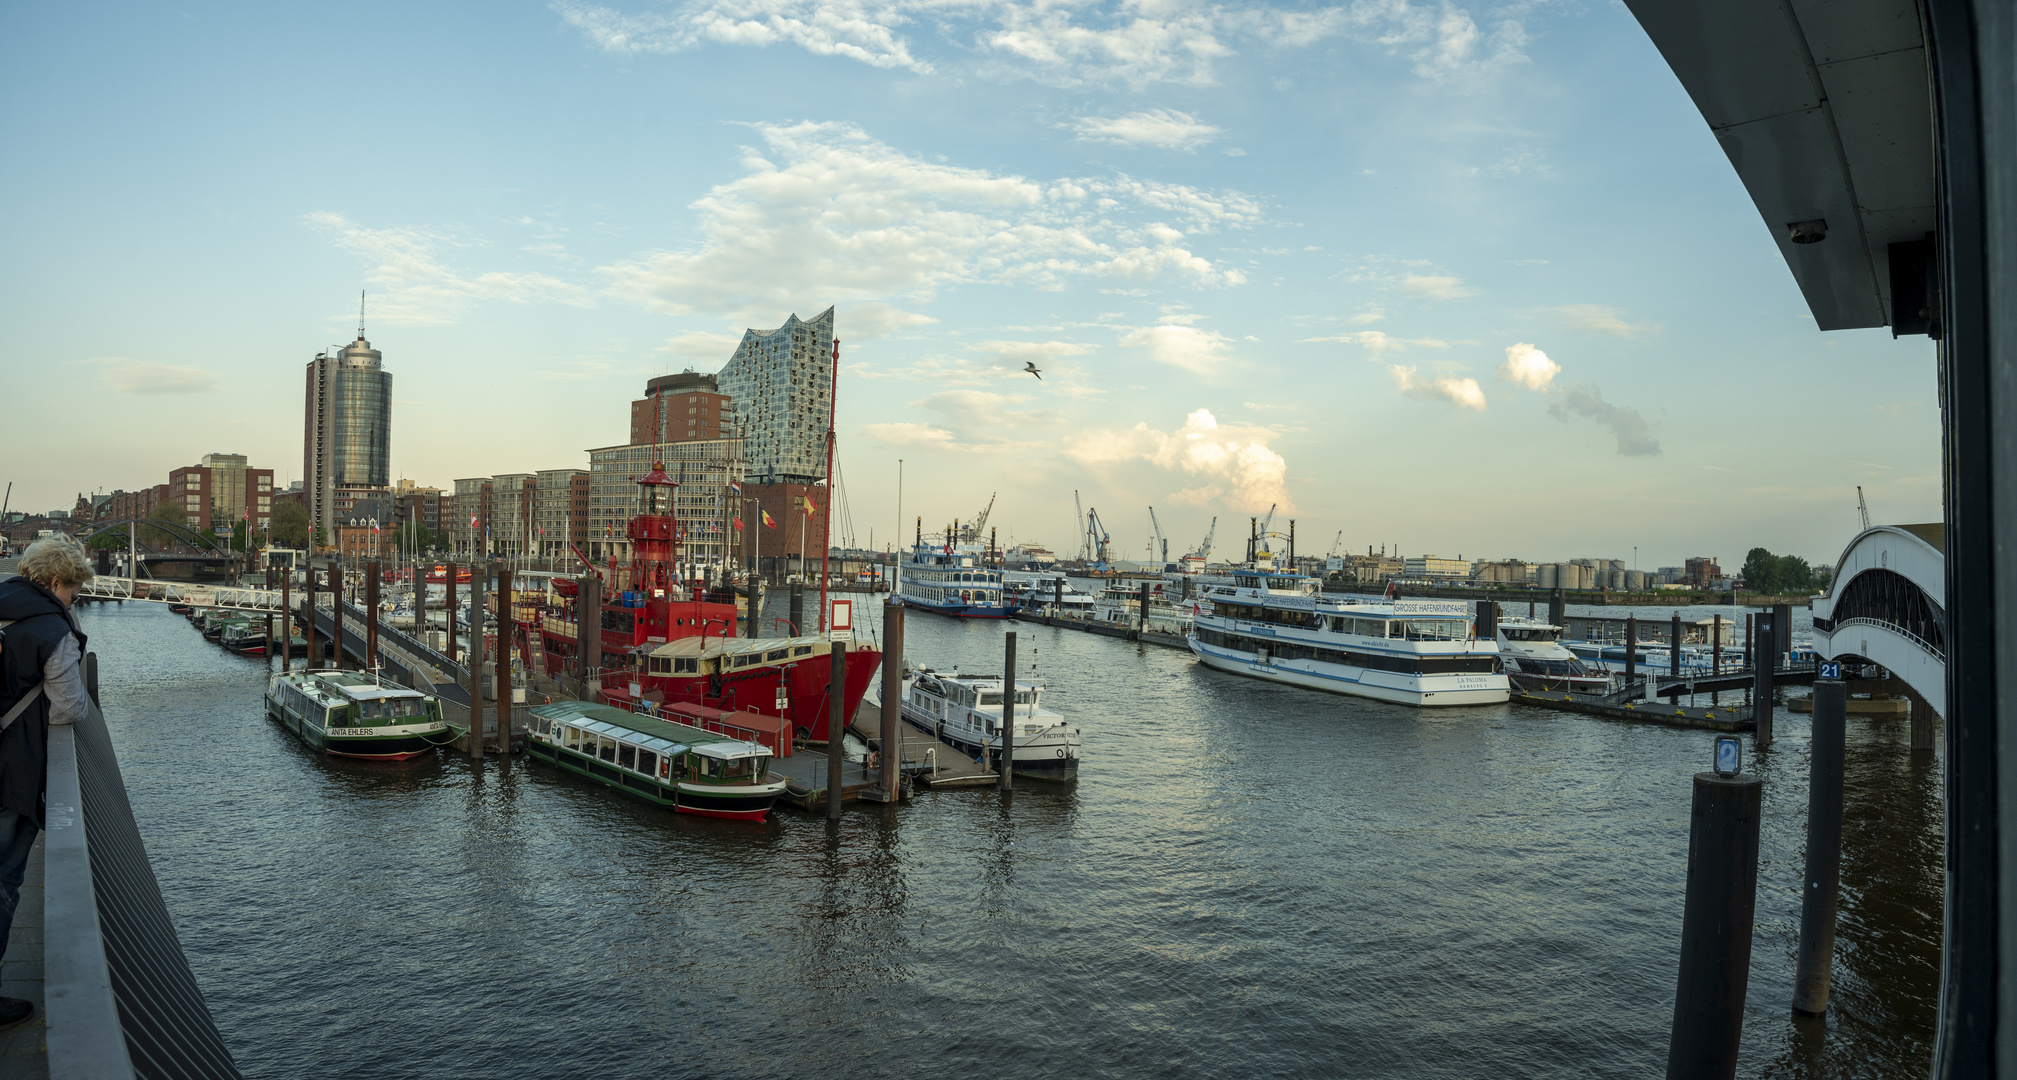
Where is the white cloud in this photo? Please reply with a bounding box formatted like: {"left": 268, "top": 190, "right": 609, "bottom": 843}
{"left": 1549, "top": 384, "right": 1660, "bottom": 455}
{"left": 90, "top": 358, "right": 217, "bottom": 395}
{"left": 1557, "top": 303, "right": 1662, "bottom": 339}
{"left": 1120, "top": 322, "right": 1233, "bottom": 375}
{"left": 1346, "top": 307, "right": 1385, "bottom": 325}
{"left": 846, "top": 302, "right": 938, "bottom": 340}
{"left": 1399, "top": 273, "right": 1474, "bottom": 300}
{"left": 1064, "top": 407, "right": 1292, "bottom": 512}
{"left": 1299, "top": 330, "right": 1447, "bottom": 356}
{"left": 861, "top": 421, "right": 957, "bottom": 446}
{"left": 1498, "top": 342, "right": 1559, "bottom": 390}
{"left": 598, "top": 121, "right": 1254, "bottom": 322}
{"left": 305, "top": 211, "right": 593, "bottom": 325}
{"left": 1389, "top": 365, "right": 1486, "bottom": 410}
{"left": 554, "top": 0, "right": 1531, "bottom": 88}
{"left": 1071, "top": 109, "right": 1222, "bottom": 150}
{"left": 656, "top": 331, "right": 742, "bottom": 362}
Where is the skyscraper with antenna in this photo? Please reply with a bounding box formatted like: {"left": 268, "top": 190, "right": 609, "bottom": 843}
{"left": 304, "top": 291, "right": 393, "bottom": 538}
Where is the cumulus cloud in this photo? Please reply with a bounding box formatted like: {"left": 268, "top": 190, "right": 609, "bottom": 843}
{"left": 1064, "top": 407, "right": 1291, "bottom": 511}
{"left": 974, "top": 339, "right": 1095, "bottom": 369}
{"left": 1498, "top": 342, "right": 1559, "bottom": 390}
{"left": 862, "top": 421, "right": 956, "bottom": 446}
{"left": 846, "top": 302, "right": 938, "bottom": 339}
{"left": 554, "top": 0, "right": 1529, "bottom": 88}
{"left": 1399, "top": 273, "right": 1474, "bottom": 300}
{"left": 1120, "top": 322, "right": 1234, "bottom": 375}
{"left": 1549, "top": 384, "right": 1660, "bottom": 455}
{"left": 599, "top": 121, "right": 1254, "bottom": 322}
{"left": 656, "top": 330, "right": 742, "bottom": 362}
{"left": 1390, "top": 365, "right": 1486, "bottom": 410}
{"left": 91, "top": 359, "right": 217, "bottom": 395}
{"left": 1558, "top": 303, "right": 1661, "bottom": 339}
{"left": 1071, "top": 109, "right": 1222, "bottom": 150}
{"left": 305, "top": 211, "right": 594, "bottom": 325}
{"left": 1300, "top": 330, "right": 1448, "bottom": 356}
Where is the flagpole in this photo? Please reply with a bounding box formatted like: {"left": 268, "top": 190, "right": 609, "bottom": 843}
{"left": 818, "top": 341, "right": 839, "bottom": 633}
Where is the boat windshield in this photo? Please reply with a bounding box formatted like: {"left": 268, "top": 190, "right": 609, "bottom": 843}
{"left": 1400, "top": 620, "right": 1471, "bottom": 641}
{"left": 703, "top": 755, "right": 763, "bottom": 780}
{"left": 355, "top": 699, "right": 427, "bottom": 720}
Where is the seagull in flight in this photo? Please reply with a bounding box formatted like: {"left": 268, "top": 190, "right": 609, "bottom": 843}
{"left": 1024, "top": 361, "right": 1042, "bottom": 380}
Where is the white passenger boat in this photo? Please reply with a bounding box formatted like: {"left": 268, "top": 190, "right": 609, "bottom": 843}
{"left": 1186, "top": 572, "right": 1509, "bottom": 706}
{"left": 896, "top": 538, "right": 1019, "bottom": 618}
{"left": 1011, "top": 574, "right": 1097, "bottom": 614}
{"left": 893, "top": 667, "right": 1080, "bottom": 781}
{"left": 1495, "top": 616, "right": 1609, "bottom": 693}
{"left": 1092, "top": 579, "right": 1193, "bottom": 633}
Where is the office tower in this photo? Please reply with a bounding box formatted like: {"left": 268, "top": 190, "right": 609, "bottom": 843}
{"left": 305, "top": 310, "right": 392, "bottom": 537}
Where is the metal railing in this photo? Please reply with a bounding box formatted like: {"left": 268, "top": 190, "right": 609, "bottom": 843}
{"left": 1827, "top": 616, "right": 1946, "bottom": 662}
{"left": 48, "top": 655, "right": 241, "bottom": 1078}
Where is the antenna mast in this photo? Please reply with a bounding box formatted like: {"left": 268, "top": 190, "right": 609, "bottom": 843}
{"left": 358, "top": 290, "right": 367, "bottom": 337}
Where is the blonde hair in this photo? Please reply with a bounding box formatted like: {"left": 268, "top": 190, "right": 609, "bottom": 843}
{"left": 18, "top": 534, "right": 95, "bottom": 588}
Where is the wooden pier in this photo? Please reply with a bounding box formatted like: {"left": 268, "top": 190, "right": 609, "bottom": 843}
{"left": 1012, "top": 610, "right": 1189, "bottom": 651}
{"left": 765, "top": 699, "right": 1001, "bottom": 812}
{"left": 1512, "top": 689, "right": 1755, "bottom": 732}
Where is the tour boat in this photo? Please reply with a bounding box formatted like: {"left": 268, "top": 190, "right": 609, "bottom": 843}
{"left": 1186, "top": 570, "right": 1510, "bottom": 706}
{"left": 529, "top": 699, "right": 788, "bottom": 820}
{"left": 534, "top": 462, "right": 882, "bottom": 742}
{"left": 219, "top": 620, "right": 268, "bottom": 656}
{"left": 265, "top": 669, "right": 460, "bottom": 760}
{"left": 1011, "top": 575, "right": 1096, "bottom": 615}
{"left": 890, "top": 666, "right": 1080, "bottom": 781}
{"left": 1494, "top": 616, "right": 1608, "bottom": 693}
{"left": 895, "top": 533, "right": 1019, "bottom": 618}
{"left": 1091, "top": 579, "right": 1194, "bottom": 633}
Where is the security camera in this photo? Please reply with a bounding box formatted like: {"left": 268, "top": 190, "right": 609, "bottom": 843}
{"left": 1788, "top": 218, "right": 1829, "bottom": 244}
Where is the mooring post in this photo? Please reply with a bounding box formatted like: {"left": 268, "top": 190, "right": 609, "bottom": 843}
{"left": 280, "top": 568, "right": 292, "bottom": 667}
{"left": 305, "top": 564, "right": 320, "bottom": 668}
{"left": 1744, "top": 613, "right": 1755, "bottom": 670}
{"left": 579, "top": 573, "right": 602, "bottom": 699}
{"left": 1137, "top": 582, "right": 1151, "bottom": 635}
{"left": 1054, "top": 577, "right": 1064, "bottom": 618}
{"left": 748, "top": 578, "right": 764, "bottom": 639}
{"left": 828, "top": 640, "right": 847, "bottom": 820}
{"left": 1670, "top": 613, "right": 1683, "bottom": 704}
{"left": 881, "top": 601, "right": 903, "bottom": 802}
{"left": 467, "top": 568, "right": 486, "bottom": 762}
{"left": 366, "top": 560, "right": 380, "bottom": 670}
{"left": 412, "top": 563, "right": 425, "bottom": 653}
{"left": 999, "top": 631, "right": 1017, "bottom": 792}
{"left": 1548, "top": 587, "right": 1565, "bottom": 630}
{"left": 445, "top": 561, "right": 459, "bottom": 664}
{"left": 1712, "top": 614, "right": 1723, "bottom": 675}
{"left": 1910, "top": 697, "right": 1936, "bottom": 752}
{"left": 1792, "top": 677, "right": 1847, "bottom": 1016}
{"left": 1625, "top": 616, "right": 1638, "bottom": 695}
{"left": 1665, "top": 767, "right": 1764, "bottom": 1080}
{"left": 331, "top": 559, "right": 347, "bottom": 669}
{"left": 1753, "top": 613, "right": 1776, "bottom": 747}
{"left": 496, "top": 565, "right": 513, "bottom": 756}
{"left": 791, "top": 580, "right": 805, "bottom": 637}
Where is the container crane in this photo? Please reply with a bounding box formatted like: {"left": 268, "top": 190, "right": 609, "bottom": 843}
{"left": 1074, "top": 489, "right": 1089, "bottom": 561}
{"left": 1328, "top": 530, "right": 1345, "bottom": 557}
{"left": 1857, "top": 485, "right": 1872, "bottom": 530}
{"left": 1257, "top": 503, "right": 1278, "bottom": 553}
{"left": 1148, "top": 506, "right": 1169, "bottom": 568}
{"left": 959, "top": 492, "right": 996, "bottom": 543}
{"left": 1193, "top": 516, "right": 1215, "bottom": 560}
{"left": 1085, "top": 507, "right": 1113, "bottom": 571}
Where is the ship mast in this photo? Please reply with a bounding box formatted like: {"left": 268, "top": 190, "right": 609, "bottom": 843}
{"left": 818, "top": 339, "right": 839, "bottom": 632}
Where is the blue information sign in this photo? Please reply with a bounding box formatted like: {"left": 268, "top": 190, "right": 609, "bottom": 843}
{"left": 1714, "top": 735, "right": 1742, "bottom": 777}
{"left": 1821, "top": 661, "right": 1842, "bottom": 680}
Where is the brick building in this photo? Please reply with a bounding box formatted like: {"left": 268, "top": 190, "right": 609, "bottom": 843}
{"left": 631, "top": 372, "right": 734, "bottom": 446}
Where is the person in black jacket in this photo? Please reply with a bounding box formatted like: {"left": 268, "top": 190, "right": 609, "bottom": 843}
{"left": 0, "top": 534, "right": 94, "bottom": 1030}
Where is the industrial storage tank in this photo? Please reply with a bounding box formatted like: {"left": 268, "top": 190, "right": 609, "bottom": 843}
{"left": 1625, "top": 570, "right": 1647, "bottom": 591}
{"left": 1538, "top": 563, "right": 1559, "bottom": 589}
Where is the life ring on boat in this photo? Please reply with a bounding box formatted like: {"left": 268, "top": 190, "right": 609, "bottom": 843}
{"left": 1056, "top": 748, "right": 1065, "bottom": 758}
{"left": 868, "top": 752, "right": 880, "bottom": 770}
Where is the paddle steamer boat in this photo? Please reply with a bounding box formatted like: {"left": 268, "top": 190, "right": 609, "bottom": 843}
{"left": 895, "top": 528, "right": 1019, "bottom": 618}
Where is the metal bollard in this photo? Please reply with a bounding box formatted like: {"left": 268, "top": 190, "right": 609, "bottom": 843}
{"left": 1666, "top": 762, "right": 1763, "bottom": 1080}
{"left": 1792, "top": 678, "right": 1847, "bottom": 1015}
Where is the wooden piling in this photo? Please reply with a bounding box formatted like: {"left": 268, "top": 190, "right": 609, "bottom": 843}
{"left": 412, "top": 564, "right": 425, "bottom": 654}
{"left": 366, "top": 560, "right": 380, "bottom": 670}
{"left": 305, "top": 565, "right": 320, "bottom": 669}
{"left": 495, "top": 566, "right": 513, "bottom": 755}
{"left": 331, "top": 560, "right": 347, "bottom": 669}
{"left": 445, "top": 561, "right": 459, "bottom": 664}
{"left": 579, "top": 573, "right": 602, "bottom": 697}
{"left": 999, "top": 632, "right": 1017, "bottom": 792}
{"left": 1792, "top": 677, "right": 1847, "bottom": 1016}
{"left": 467, "top": 566, "right": 485, "bottom": 762}
{"left": 281, "top": 569, "right": 292, "bottom": 668}
{"left": 1666, "top": 768, "right": 1763, "bottom": 1080}
{"left": 881, "top": 601, "right": 903, "bottom": 802}
{"left": 828, "top": 640, "right": 847, "bottom": 820}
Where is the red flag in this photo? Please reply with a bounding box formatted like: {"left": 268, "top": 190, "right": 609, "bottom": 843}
{"left": 733, "top": 516, "right": 744, "bottom": 531}
{"left": 761, "top": 510, "right": 778, "bottom": 529}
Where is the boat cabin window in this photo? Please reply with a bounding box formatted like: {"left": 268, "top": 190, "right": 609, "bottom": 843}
{"left": 767, "top": 649, "right": 789, "bottom": 661}
{"left": 563, "top": 725, "right": 584, "bottom": 751}
{"left": 1013, "top": 689, "right": 1035, "bottom": 705}
{"left": 793, "top": 646, "right": 813, "bottom": 657}
{"left": 597, "top": 737, "right": 617, "bottom": 762}
{"left": 1402, "top": 619, "right": 1470, "bottom": 641}
{"left": 674, "top": 658, "right": 699, "bottom": 673}
{"left": 979, "top": 692, "right": 1002, "bottom": 706}
{"left": 618, "top": 743, "right": 636, "bottom": 769}
{"left": 637, "top": 750, "right": 657, "bottom": 776}
{"left": 648, "top": 657, "right": 671, "bottom": 674}
{"left": 701, "top": 755, "right": 759, "bottom": 779}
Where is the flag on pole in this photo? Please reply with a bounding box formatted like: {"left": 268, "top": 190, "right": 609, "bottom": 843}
{"left": 728, "top": 480, "right": 741, "bottom": 495}
{"left": 371, "top": 519, "right": 380, "bottom": 535}
{"left": 799, "top": 496, "right": 819, "bottom": 519}
{"left": 733, "top": 516, "right": 744, "bottom": 531}
{"left": 760, "top": 510, "right": 778, "bottom": 529}
{"left": 470, "top": 514, "right": 479, "bottom": 529}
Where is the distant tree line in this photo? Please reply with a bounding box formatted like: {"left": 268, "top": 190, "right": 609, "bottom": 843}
{"left": 1739, "top": 547, "right": 1829, "bottom": 594}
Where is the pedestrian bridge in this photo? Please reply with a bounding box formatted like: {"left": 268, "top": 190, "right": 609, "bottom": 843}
{"left": 1811, "top": 524, "right": 1945, "bottom": 717}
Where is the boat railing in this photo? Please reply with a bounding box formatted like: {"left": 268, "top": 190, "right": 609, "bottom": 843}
{"left": 48, "top": 656, "right": 243, "bottom": 1078}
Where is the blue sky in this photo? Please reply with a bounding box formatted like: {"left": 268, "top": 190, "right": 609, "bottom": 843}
{"left": 1, "top": 0, "right": 1939, "bottom": 569}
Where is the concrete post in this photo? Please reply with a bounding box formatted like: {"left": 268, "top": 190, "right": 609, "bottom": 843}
{"left": 1793, "top": 678, "right": 1848, "bottom": 1016}
{"left": 1753, "top": 614, "right": 1776, "bottom": 747}
{"left": 467, "top": 568, "right": 485, "bottom": 762}
{"left": 445, "top": 561, "right": 459, "bottom": 665}
{"left": 999, "top": 631, "right": 1017, "bottom": 792}
{"left": 496, "top": 566, "right": 512, "bottom": 755}
{"left": 1665, "top": 770, "right": 1763, "bottom": 1080}
{"left": 881, "top": 602, "right": 903, "bottom": 801}
{"left": 828, "top": 641, "right": 847, "bottom": 820}
{"left": 366, "top": 560, "right": 380, "bottom": 671}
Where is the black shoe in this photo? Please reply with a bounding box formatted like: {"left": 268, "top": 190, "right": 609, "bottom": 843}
{"left": 0, "top": 997, "right": 32, "bottom": 1030}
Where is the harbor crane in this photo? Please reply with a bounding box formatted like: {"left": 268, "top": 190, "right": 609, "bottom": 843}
{"left": 1857, "top": 485, "right": 1872, "bottom": 530}
{"left": 1257, "top": 503, "right": 1278, "bottom": 553}
{"left": 1148, "top": 506, "right": 1170, "bottom": 567}
{"left": 1328, "top": 530, "right": 1345, "bottom": 557}
{"left": 1192, "top": 516, "right": 1216, "bottom": 560}
{"left": 958, "top": 492, "right": 996, "bottom": 543}
{"left": 1084, "top": 506, "right": 1114, "bottom": 571}
{"left": 1074, "top": 489, "right": 1089, "bottom": 561}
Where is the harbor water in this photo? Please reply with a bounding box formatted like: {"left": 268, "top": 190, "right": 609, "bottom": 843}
{"left": 84, "top": 599, "right": 1938, "bottom": 1078}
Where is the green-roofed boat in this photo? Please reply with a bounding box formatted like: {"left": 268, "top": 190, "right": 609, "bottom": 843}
{"left": 528, "top": 700, "right": 787, "bottom": 821}
{"left": 265, "top": 669, "right": 461, "bottom": 760}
